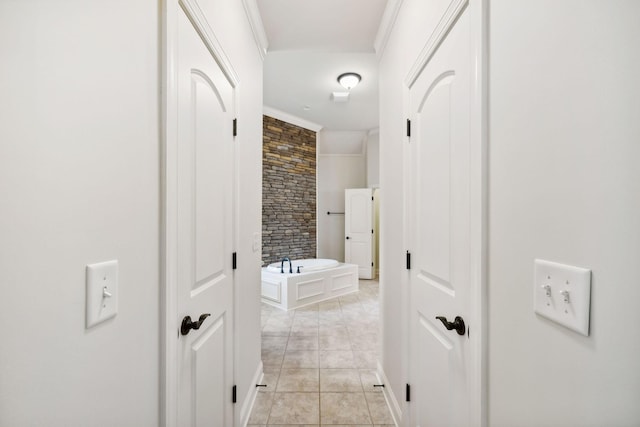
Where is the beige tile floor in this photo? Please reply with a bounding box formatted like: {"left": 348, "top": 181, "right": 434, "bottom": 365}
{"left": 248, "top": 279, "right": 395, "bottom": 427}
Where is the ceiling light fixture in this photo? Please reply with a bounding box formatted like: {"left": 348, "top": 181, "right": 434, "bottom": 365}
{"left": 337, "top": 72, "right": 361, "bottom": 90}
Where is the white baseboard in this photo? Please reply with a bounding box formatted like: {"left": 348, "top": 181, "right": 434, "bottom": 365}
{"left": 377, "top": 361, "right": 402, "bottom": 427}
{"left": 239, "top": 361, "right": 264, "bottom": 427}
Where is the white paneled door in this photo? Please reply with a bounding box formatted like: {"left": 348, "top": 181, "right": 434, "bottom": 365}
{"left": 174, "top": 4, "right": 235, "bottom": 427}
{"left": 407, "top": 2, "right": 482, "bottom": 426}
{"left": 345, "top": 188, "right": 375, "bottom": 279}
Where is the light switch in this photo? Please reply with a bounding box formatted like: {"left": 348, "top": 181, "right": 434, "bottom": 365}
{"left": 86, "top": 260, "right": 118, "bottom": 328}
{"left": 534, "top": 259, "right": 591, "bottom": 336}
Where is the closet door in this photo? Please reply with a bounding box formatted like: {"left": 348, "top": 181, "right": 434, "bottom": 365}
{"left": 345, "top": 188, "right": 374, "bottom": 279}
{"left": 407, "top": 3, "right": 478, "bottom": 426}
{"left": 173, "top": 3, "right": 236, "bottom": 426}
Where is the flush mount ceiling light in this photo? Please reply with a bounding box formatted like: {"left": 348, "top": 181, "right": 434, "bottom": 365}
{"left": 337, "top": 72, "right": 361, "bottom": 90}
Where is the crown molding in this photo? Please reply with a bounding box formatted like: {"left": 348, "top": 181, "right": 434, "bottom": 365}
{"left": 241, "top": 0, "right": 269, "bottom": 60}
{"left": 405, "top": 0, "right": 468, "bottom": 88}
{"left": 263, "top": 106, "right": 323, "bottom": 132}
{"left": 373, "top": 0, "right": 404, "bottom": 60}
{"left": 180, "top": 0, "right": 239, "bottom": 86}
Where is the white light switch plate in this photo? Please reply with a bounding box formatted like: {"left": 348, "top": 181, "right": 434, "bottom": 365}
{"left": 534, "top": 259, "right": 591, "bottom": 336}
{"left": 86, "top": 260, "right": 118, "bottom": 328}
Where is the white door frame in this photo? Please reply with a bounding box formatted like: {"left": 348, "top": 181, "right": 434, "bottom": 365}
{"left": 402, "top": 0, "right": 487, "bottom": 425}
{"left": 160, "top": 1, "right": 239, "bottom": 426}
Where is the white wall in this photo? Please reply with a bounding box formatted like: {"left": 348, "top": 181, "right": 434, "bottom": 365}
{"left": 317, "top": 131, "right": 366, "bottom": 261}
{"left": 366, "top": 130, "right": 380, "bottom": 188}
{"left": 0, "top": 0, "right": 159, "bottom": 425}
{"left": 488, "top": 1, "right": 640, "bottom": 425}
{"left": 0, "top": 1, "right": 263, "bottom": 425}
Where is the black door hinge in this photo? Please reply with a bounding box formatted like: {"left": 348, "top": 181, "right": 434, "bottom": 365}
{"left": 371, "top": 262, "right": 374, "bottom": 267}
{"left": 406, "top": 383, "right": 411, "bottom": 402}
{"left": 406, "top": 251, "right": 411, "bottom": 270}
{"left": 232, "top": 252, "right": 237, "bottom": 270}
{"left": 232, "top": 385, "right": 237, "bottom": 403}
{"left": 372, "top": 196, "right": 374, "bottom": 200}
{"left": 233, "top": 118, "right": 237, "bottom": 137}
{"left": 406, "top": 119, "right": 411, "bottom": 138}
{"left": 372, "top": 229, "right": 374, "bottom": 234}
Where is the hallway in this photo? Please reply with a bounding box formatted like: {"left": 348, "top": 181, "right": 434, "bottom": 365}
{"left": 3, "top": 1, "right": 640, "bottom": 425}
{"left": 248, "top": 279, "right": 394, "bottom": 426}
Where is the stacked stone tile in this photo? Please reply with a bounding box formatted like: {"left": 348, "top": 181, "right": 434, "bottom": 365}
{"left": 262, "top": 115, "right": 317, "bottom": 265}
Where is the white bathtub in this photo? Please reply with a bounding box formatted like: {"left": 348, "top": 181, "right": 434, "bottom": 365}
{"left": 261, "top": 258, "right": 359, "bottom": 311}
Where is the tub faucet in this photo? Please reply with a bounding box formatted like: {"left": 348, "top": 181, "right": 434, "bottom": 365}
{"left": 280, "top": 257, "right": 292, "bottom": 274}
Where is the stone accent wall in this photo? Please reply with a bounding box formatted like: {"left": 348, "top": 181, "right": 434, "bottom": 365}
{"left": 262, "top": 115, "right": 316, "bottom": 265}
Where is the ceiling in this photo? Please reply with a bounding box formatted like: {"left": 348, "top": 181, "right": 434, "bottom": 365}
{"left": 256, "top": 0, "right": 388, "bottom": 133}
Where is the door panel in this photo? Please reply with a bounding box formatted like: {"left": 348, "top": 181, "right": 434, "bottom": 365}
{"left": 409, "top": 7, "right": 470, "bottom": 427}
{"left": 418, "top": 74, "right": 453, "bottom": 285}
{"left": 349, "top": 193, "right": 369, "bottom": 233}
{"left": 416, "top": 313, "right": 454, "bottom": 426}
{"left": 193, "top": 71, "right": 227, "bottom": 284}
{"left": 192, "top": 314, "right": 226, "bottom": 427}
{"left": 176, "top": 6, "right": 234, "bottom": 427}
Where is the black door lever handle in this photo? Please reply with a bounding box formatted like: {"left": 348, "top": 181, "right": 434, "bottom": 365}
{"left": 435, "top": 316, "right": 466, "bottom": 336}
{"left": 181, "top": 313, "right": 211, "bottom": 335}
